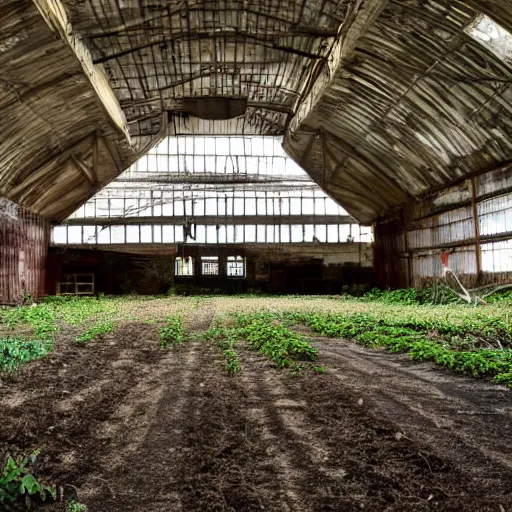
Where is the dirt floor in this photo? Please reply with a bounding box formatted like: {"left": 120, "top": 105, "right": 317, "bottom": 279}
{"left": 1, "top": 308, "right": 512, "bottom": 511}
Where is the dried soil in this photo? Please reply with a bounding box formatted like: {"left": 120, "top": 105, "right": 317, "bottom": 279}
{"left": 1, "top": 318, "right": 512, "bottom": 511}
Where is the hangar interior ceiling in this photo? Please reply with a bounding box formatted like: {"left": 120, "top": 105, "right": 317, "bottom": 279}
{"left": 2, "top": 0, "right": 512, "bottom": 225}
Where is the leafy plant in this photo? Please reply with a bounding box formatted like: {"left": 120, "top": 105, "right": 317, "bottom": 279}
{"left": 199, "top": 314, "right": 320, "bottom": 374}
{"left": 222, "top": 348, "right": 241, "bottom": 375}
{"left": 0, "top": 450, "right": 56, "bottom": 508}
{"left": 0, "top": 338, "right": 51, "bottom": 372}
{"left": 296, "top": 311, "right": 512, "bottom": 387}
{"left": 75, "top": 319, "right": 116, "bottom": 343}
{"left": 235, "top": 314, "right": 318, "bottom": 372}
{"left": 216, "top": 332, "right": 241, "bottom": 375}
{"left": 67, "top": 499, "right": 88, "bottom": 512}
{"left": 159, "top": 315, "right": 183, "bottom": 347}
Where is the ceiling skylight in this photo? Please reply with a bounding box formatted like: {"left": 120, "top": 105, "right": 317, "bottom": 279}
{"left": 466, "top": 14, "right": 512, "bottom": 63}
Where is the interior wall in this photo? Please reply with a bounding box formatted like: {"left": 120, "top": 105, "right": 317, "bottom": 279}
{"left": 0, "top": 198, "right": 49, "bottom": 304}
{"left": 47, "top": 242, "right": 373, "bottom": 296}
{"left": 374, "top": 164, "right": 512, "bottom": 288}
{"left": 46, "top": 248, "right": 173, "bottom": 296}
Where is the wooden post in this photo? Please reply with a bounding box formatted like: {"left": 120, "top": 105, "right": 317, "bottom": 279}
{"left": 471, "top": 177, "right": 482, "bottom": 284}
{"left": 401, "top": 211, "right": 412, "bottom": 287}
{"left": 92, "top": 133, "right": 99, "bottom": 185}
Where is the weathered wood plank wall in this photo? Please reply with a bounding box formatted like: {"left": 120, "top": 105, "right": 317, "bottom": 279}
{"left": 374, "top": 163, "right": 512, "bottom": 288}
{"left": 0, "top": 198, "right": 49, "bottom": 304}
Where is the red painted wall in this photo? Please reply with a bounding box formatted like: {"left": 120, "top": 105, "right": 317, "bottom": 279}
{"left": 0, "top": 198, "right": 49, "bottom": 304}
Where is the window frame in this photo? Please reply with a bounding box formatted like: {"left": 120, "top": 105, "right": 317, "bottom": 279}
{"left": 226, "top": 256, "right": 246, "bottom": 278}
{"left": 175, "top": 256, "right": 194, "bottom": 277}
{"left": 201, "top": 256, "right": 220, "bottom": 276}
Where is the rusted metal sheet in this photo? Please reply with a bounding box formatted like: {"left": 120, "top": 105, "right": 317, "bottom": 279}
{"left": 0, "top": 198, "right": 49, "bottom": 304}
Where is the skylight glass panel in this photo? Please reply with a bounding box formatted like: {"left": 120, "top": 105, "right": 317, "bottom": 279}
{"left": 466, "top": 15, "right": 512, "bottom": 63}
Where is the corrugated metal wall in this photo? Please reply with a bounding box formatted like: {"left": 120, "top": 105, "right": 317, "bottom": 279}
{"left": 0, "top": 198, "right": 49, "bottom": 304}
{"left": 375, "top": 164, "right": 512, "bottom": 288}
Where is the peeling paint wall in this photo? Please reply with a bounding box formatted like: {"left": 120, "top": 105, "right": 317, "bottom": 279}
{"left": 375, "top": 164, "right": 512, "bottom": 288}
{"left": 0, "top": 198, "right": 49, "bottom": 304}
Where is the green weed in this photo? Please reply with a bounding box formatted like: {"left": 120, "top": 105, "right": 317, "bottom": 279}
{"left": 494, "top": 372, "right": 512, "bottom": 386}
{"left": 0, "top": 338, "right": 51, "bottom": 372}
{"left": 216, "top": 332, "right": 241, "bottom": 375}
{"left": 296, "top": 312, "right": 512, "bottom": 386}
{"left": 200, "top": 315, "right": 319, "bottom": 374}
{"left": 235, "top": 314, "right": 318, "bottom": 371}
{"left": 0, "top": 297, "right": 121, "bottom": 370}
{"left": 159, "top": 315, "right": 183, "bottom": 347}
{"left": 0, "top": 450, "right": 56, "bottom": 507}
{"left": 67, "top": 499, "right": 88, "bottom": 512}
{"left": 75, "top": 320, "right": 116, "bottom": 343}
{"left": 222, "top": 348, "right": 241, "bottom": 375}
{"left": 0, "top": 304, "right": 57, "bottom": 341}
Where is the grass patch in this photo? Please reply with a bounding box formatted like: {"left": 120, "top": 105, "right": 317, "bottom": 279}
{"left": 75, "top": 319, "right": 116, "bottom": 343}
{"left": 0, "top": 298, "right": 121, "bottom": 370}
{"left": 0, "top": 304, "right": 57, "bottom": 340}
{"left": 0, "top": 303, "right": 57, "bottom": 372}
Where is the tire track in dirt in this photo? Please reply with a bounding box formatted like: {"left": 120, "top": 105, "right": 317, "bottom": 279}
{"left": 83, "top": 300, "right": 264, "bottom": 511}
{"left": 236, "top": 349, "right": 436, "bottom": 511}
{"left": 85, "top": 339, "right": 284, "bottom": 512}
{"left": 238, "top": 354, "right": 305, "bottom": 511}
{"left": 82, "top": 342, "right": 201, "bottom": 511}
{"left": 237, "top": 348, "right": 353, "bottom": 511}
{"left": 0, "top": 323, "right": 165, "bottom": 484}
{"left": 170, "top": 341, "right": 286, "bottom": 512}
{"left": 315, "top": 339, "right": 512, "bottom": 500}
